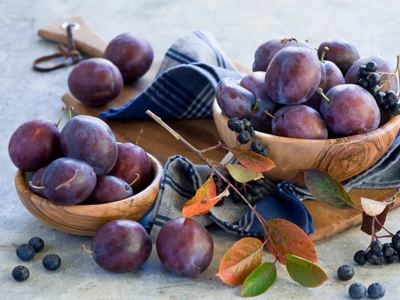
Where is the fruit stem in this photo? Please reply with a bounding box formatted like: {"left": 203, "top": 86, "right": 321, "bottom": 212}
{"left": 252, "top": 99, "right": 261, "bottom": 111}
{"left": 264, "top": 109, "right": 277, "bottom": 120}
{"left": 320, "top": 46, "right": 329, "bottom": 63}
{"left": 317, "top": 88, "right": 331, "bottom": 104}
{"left": 379, "top": 54, "right": 400, "bottom": 93}
{"left": 128, "top": 173, "right": 141, "bottom": 188}
{"left": 81, "top": 244, "right": 95, "bottom": 254}
{"left": 68, "top": 105, "right": 74, "bottom": 119}
{"left": 280, "top": 37, "right": 300, "bottom": 47}
{"left": 28, "top": 181, "right": 46, "bottom": 190}
{"left": 55, "top": 106, "right": 65, "bottom": 128}
{"left": 135, "top": 129, "right": 143, "bottom": 145}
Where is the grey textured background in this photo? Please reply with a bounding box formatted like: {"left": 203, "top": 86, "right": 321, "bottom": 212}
{"left": 1, "top": 0, "right": 400, "bottom": 299}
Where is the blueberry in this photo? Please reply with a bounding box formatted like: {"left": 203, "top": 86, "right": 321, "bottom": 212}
{"left": 227, "top": 118, "right": 239, "bottom": 131}
{"left": 258, "top": 146, "right": 270, "bottom": 157}
{"left": 382, "top": 242, "right": 395, "bottom": 257}
{"left": 349, "top": 282, "right": 367, "bottom": 299}
{"left": 250, "top": 140, "right": 263, "bottom": 153}
{"left": 234, "top": 120, "right": 245, "bottom": 133}
{"left": 353, "top": 250, "right": 367, "bottom": 265}
{"left": 16, "top": 244, "right": 35, "bottom": 262}
{"left": 237, "top": 130, "right": 251, "bottom": 144}
{"left": 366, "top": 61, "right": 378, "bottom": 72}
{"left": 242, "top": 119, "right": 252, "bottom": 130}
{"left": 28, "top": 237, "right": 44, "bottom": 253}
{"left": 12, "top": 265, "right": 30, "bottom": 282}
{"left": 367, "top": 282, "right": 386, "bottom": 299}
{"left": 42, "top": 254, "right": 61, "bottom": 271}
{"left": 370, "top": 240, "right": 383, "bottom": 254}
{"left": 337, "top": 264, "right": 354, "bottom": 281}
{"left": 391, "top": 233, "right": 400, "bottom": 250}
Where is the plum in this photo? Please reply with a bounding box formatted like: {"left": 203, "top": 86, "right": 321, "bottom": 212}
{"left": 317, "top": 40, "right": 360, "bottom": 76}
{"left": 156, "top": 217, "right": 214, "bottom": 277}
{"left": 41, "top": 157, "right": 97, "bottom": 205}
{"left": 345, "top": 55, "right": 399, "bottom": 93}
{"left": 29, "top": 165, "right": 48, "bottom": 198}
{"left": 265, "top": 46, "right": 321, "bottom": 105}
{"left": 109, "top": 142, "right": 152, "bottom": 193}
{"left": 320, "top": 84, "right": 381, "bottom": 136}
{"left": 216, "top": 77, "right": 256, "bottom": 120}
{"left": 60, "top": 115, "right": 118, "bottom": 176}
{"left": 68, "top": 58, "right": 123, "bottom": 107}
{"left": 90, "top": 220, "right": 152, "bottom": 273}
{"left": 104, "top": 33, "right": 154, "bottom": 84}
{"left": 253, "top": 37, "right": 315, "bottom": 72}
{"left": 8, "top": 120, "right": 62, "bottom": 172}
{"left": 87, "top": 175, "right": 133, "bottom": 204}
{"left": 272, "top": 105, "right": 328, "bottom": 139}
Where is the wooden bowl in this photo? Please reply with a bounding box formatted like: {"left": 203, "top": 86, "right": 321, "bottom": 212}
{"left": 15, "top": 153, "right": 163, "bottom": 236}
{"left": 213, "top": 99, "right": 400, "bottom": 187}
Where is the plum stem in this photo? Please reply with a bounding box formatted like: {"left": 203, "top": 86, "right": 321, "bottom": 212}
{"left": 28, "top": 181, "right": 46, "bottom": 190}
{"left": 320, "top": 46, "right": 329, "bottom": 63}
{"left": 252, "top": 99, "right": 261, "bottom": 111}
{"left": 128, "top": 173, "right": 140, "bottom": 188}
{"left": 317, "top": 88, "right": 331, "bottom": 104}
{"left": 67, "top": 105, "right": 74, "bottom": 119}
{"left": 280, "top": 37, "right": 300, "bottom": 47}
{"left": 81, "top": 244, "right": 95, "bottom": 254}
{"left": 135, "top": 129, "right": 144, "bottom": 145}
{"left": 380, "top": 54, "right": 400, "bottom": 94}
{"left": 264, "top": 109, "right": 277, "bottom": 120}
{"left": 55, "top": 106, "right": 65, "bottom": 128}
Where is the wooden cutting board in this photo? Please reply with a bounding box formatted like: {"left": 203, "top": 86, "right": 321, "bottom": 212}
{"left": 38, "top": 17, "right": 400, "bottom": 242}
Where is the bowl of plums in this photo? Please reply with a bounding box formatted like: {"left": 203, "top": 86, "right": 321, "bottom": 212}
{"left": 11, "top": 114, "right": 163, "bottom": 236}
{"left": 213, "top": 37, "right": 400, "bottom": 187}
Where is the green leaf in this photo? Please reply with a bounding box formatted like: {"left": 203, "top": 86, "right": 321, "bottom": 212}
{"left": 303, "top": 169, "right": 355, "bottom": 209}
{"left": 226, "top": 164, "right": 264, "bottom": 183}
{"left": 241, "top": 262, "right": 277, "bottom": 297}
{"left": 286, "top": 254, "right": 329, "bottom": 288}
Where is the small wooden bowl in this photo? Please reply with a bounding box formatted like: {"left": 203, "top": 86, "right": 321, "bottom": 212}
{"left": 213, "top": 99, "right": 400, "bottom": 187}
{"left": 15, "top": 153, "right": 163, "bottom": 236}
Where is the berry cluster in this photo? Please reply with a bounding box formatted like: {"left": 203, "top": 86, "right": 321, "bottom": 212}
{"left": 353, "top": 232, "right": 400, "bottom": 266}
{"left": 12, "top": 236, "right": 62, "bottom": 282}
{"left": 227, "top": 118, "right": 255, "bottom": 145}
{"left": 355, "top": 61, "right": 400, "bottom": 115}
{"left": 227, "top": 118, "right": 269, "bottom": 156}
{"left": 214, "top": 175, "right": 271, "bottom": 206}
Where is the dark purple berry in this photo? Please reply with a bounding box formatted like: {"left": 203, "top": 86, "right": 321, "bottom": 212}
{"left": 238, "top": 130, "right": 251, "bottom": 144}
{"left": 227, "top": 118, "right": 239, "bottom": 131}
{"left": 353, "top": 250, "right": 367, "bottom": 265}
{"left": 367, "top": 73, "right": 381, "bottom": 86}
{"left": 392, "top": 234, "right": 400, "bottom": 250}
{"left": 356, "top": 77, "right": 369, "bottom": 89}
{"left": 42, "top": 254, "right": 61, "bottom": 271}
{"left": 28, "top": 237, "right": 44, "bottom": 253}
{"left": 258, "top": 147, "right": 270, "bottom": 157}
{"left": 16, "top": 244, "right": 35, "bottom": 262}
{"left": 251, "top": 140, "right": 263, "bottom": 153}
{"left": 234, "top": 120, "right": 245, "bottom": 133}
{"left": 368, "top": 85, "right": 380, "bottom": 97}
{"left": 247, "top": 127, "right": 256, "bottom": 136}
{"left": 382, "top": 242, "right": 395, "bottom": 257}
{"left": 366, "top": 61, "right": 378, "bottom": 72}
{"left": 242, "top": 119, "right": 252, "bottom": 130}
{"left": 365, "top": 250, "right": 378, "bottom": 264}
{"left": 367, "top": 282, "right": 386, "bottom": 299}
{"left": 385, "top": 251, "right": 399, "bottom": 264}
{"left": 390, "top": 102, "right": 400, "bottom": 116}
{"left": 12, "top": 266, "right": 30, "bottom": 282}
{"left": 337, "top": 265, "right": 354, "bottom": 281}
{"left": 349, "top": 282, "right": 367, "bottom": 299}
{"left": 370, "top": 240, "right": 383, "bottom": 254}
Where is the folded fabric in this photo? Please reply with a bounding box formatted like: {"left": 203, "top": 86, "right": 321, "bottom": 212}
{"left": 99, "top": 30, "right": 243, "bottom": 120}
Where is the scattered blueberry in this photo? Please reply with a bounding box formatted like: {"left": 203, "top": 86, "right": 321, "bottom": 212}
{"left": 28, "top": 237, "right": 44, "bottom": 253}
{"left": 42, "top": 254, "right": 61, "bottom": 271}
{"left": 348, "top": 282, "right": 367, "bottom": 299}
{"left": 12, "top": 265, "right": 30, "bottom": 282}
{"left": 337, "top": 264, "right": 354, "bottom": 281}
{"left": 367, "top": 282, "right": 386, "bottom": 299}
{"left": 16, "top": 244, "right": 35, "bottom": 262}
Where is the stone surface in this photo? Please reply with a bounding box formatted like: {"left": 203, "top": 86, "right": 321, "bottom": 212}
{"left": 1, "top": 0, "right": 400, "bottom": 299}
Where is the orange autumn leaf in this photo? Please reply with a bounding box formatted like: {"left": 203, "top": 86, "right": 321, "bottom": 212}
{"left": 228, "top": 146, "right": 275, "bottom": 172}
{"left": 182, "top": 175, "right": 228, "bottom": 217}
{"left": 216, "top": 237, "right": 263, "bottom": 286}
{"left": 265, "top": 218, "right": 317, "bottom": 264}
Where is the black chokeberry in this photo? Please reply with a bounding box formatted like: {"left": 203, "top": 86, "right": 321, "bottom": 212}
{"left": 258, "top": 147, "right": 270, "bottom": 157}
{"left": 12, "top": 266, "right": 30, "bottom": 282}
{"left": 385, "top": 251, "right": 399, "bottom": 264}
{"left": 370, "top": 240, "right": 383, "bottom": 254}
{"left": 364, "top": 250, "right": 378, "bottom": 264}
{"left": 242, "top": 119, "right": 252, "bottom": 130}
{"left": 348, "top": 282, "right": 367, "bottom": 299}
{"left": 367, "top": 282, "right": 386, "bottom": 299}
{"left": 373, "top": 252, "right": 385, "bottom": 265}
{"left": 28, "top": 237, "right": 44, "bottom": 253}
{"left": 374, "top": 91, "right": 386, "bottom": 106}
{"left": 356, "top": 65, "right": 371, "bottom": 78}
{"left": 366, "top": 61, "right": 378, "bottom": 72}
{"left": 353, "top": 250, "right": 367, "bottom": 265}
{"left": 367, "top": 73, "right": 381, "bottom": 86}
{"left": 390, "top": 102, "right": 400, "bottom": 116}
{"left": 227, "top": 118, "right": 239, "bottom": 131}
{"left": 382, "top": 242, "right": 395, "bottom": 257}
{"left": 249, "top": 185, "right": 262, "bottom": 197}
{"left": 251, "top": 140, "right": 263, "bottom": 153}
{"left": 337, "top": 265, "right": 354, "bottom": 281}
{"left": 391, "top": 233, "right": 400, "bottom": 250}
{"left": 42, "top": 254, "right": 61, "bottom": 271}
{"left": 368, "top": 85, "right": 380, "bottom": 97}
{"left": 238, "top": 130, "right": 251, "bottom": 144}
{"left": 247, "top": 127, "right": 256, "bottom": 137}
{"left": 356, "top": 78, "right": 369, "bottom": 89}
{"left": 384, "top": 90, "right": 398, "bottom": 106}
{"left": 253, "top": 178, "right": 267, "bottom": 186}
{"left": 16, "top": 244, "right": 35, "bottom": 262}
{"left": 234, "top": 120, "right": 245, "bottom": 133}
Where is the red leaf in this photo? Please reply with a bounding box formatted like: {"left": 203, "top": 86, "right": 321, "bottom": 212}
{"left": 216, "top": 237, "right": 263, "bottom": 286}
{"left": 361, "top": 203, "right": 393, "bottom": 235}
{"left": 265, "top": 218, "right": 317, "bottom": 264}
{"left": 228, "top": 146, "right": 275, "bottom": 172}
{"left": 182, "top": 175, "right": 221, "bottom": 217}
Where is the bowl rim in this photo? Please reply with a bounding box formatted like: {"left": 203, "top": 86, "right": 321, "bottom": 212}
{"left": 15, "top": 152, "right": 163, "bottom": 214}
{"left": 213, "top": 98, "right": 400, "bottom": 145}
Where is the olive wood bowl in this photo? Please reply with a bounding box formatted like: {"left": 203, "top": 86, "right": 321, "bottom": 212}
{"left": 213, "top": 99, "right": 400, "bottom": 187}
{"left": 15, "top": 153, "right": 163, "bottom": 236}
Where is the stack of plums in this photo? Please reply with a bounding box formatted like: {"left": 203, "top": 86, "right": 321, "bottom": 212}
{"left": 68, "top": 33, "right": 154, "bottom": 107}
{"left": 216, "top": 37, "right": 399, "bottom": 139}
{"left": 8, "top": 114, "right": 153, "bottom": 205}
